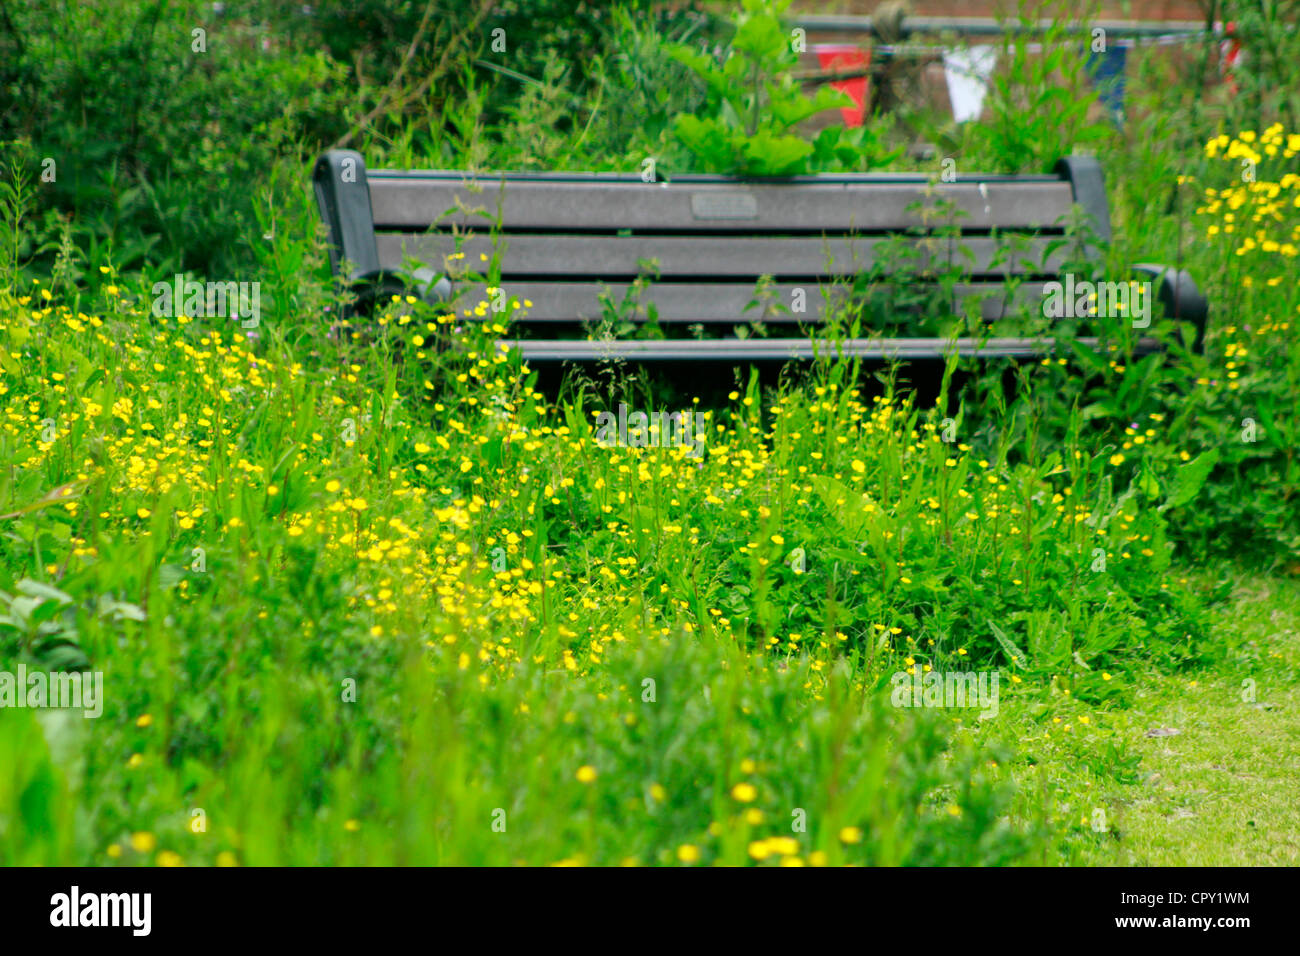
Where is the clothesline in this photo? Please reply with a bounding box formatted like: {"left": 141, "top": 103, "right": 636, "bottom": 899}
{"left": 803, "top": 26, "right": 1245, "bottom": 128}
{"left": 799, "top": 31, "right": 1216, "bottom": 84}
{"left": 856, "top": 31, "right": 1219, "bottom": 58}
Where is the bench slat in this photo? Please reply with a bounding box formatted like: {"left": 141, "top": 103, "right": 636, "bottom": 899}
{"left": 369, "top": 169, "right": 1067, "bottom": 184}
{"left": 368, "top": 178, "right": 1076, "bottom": 232}
{"left": 497, "top": 337, "right": 1159, "bottom": 361}
{"left": 453, "top": 281, "right": 1049, "bottom": 323}
{"left": 377, "top": 234, "right": 1064, "bottom": 278}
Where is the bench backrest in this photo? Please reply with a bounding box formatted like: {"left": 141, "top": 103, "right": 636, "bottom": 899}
{"left": 314, "top": 151, "right": 1112, "bottom": 331}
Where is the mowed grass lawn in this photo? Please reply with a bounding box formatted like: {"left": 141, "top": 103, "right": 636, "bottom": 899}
{"left": 998, "top": 571, "right": 1300, "bottom": 866}
{"left": 1090, "top": 573, "right": 1300, "bottom": 865}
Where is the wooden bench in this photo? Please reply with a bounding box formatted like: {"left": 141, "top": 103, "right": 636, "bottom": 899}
{"left": 313, "top": 150, "right": 1208, "bottom": 364}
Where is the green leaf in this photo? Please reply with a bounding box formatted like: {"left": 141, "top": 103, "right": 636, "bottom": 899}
{"left": 34, "top": 639, "right": 91, "bottom": 673}
{"left": 767, "top": 83, "right": 849, "bottom": 130}
{"left": 14, "top": 579, "right": 73, "bottom": 605}
{"left": 672, "top": 115, "right": 735, "bottom": 171}
{"left": 741, "top": 131, "right": 813, "bottom": 175}
{"left": 988, "top": 619, "right": 1028, "bottom": 670}
{"left": 732, "top": 11, "right": 789, "bottom": 62}
{"left": 1160, "top": 448, "right": 1221, "bottom": 511}
{"left": 718, "top": 98, "right": 745, "bottom": 132}
{"left": 158, "top": 564, "right": 188, "bottom": 590}
{"left": 96, "top": 597, "right": 146, "bottom": 622}
{"left": 1137, "top": 460, "right": 1161, "bottom": 499}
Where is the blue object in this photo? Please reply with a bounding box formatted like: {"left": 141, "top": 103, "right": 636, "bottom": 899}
{"left": 1086, "top": 45, "right": 1128, "bottom": 127}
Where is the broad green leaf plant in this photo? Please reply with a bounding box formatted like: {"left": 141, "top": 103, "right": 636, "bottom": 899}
{"left": 666, "top": 0, "right": 901, "bottom": 176}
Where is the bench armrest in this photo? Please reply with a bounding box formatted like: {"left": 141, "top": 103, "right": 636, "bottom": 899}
{"left": 313, "top": 150, "right": 382, "bottom": 281}
{"left": 1131, "top": 263, "right": 1209, "bottom": 353}
{"left": 347, "top": 267, "right": 452, "bottom": 318}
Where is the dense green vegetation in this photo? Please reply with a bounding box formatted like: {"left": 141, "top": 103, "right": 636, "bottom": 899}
{"left": 1, "top": 0, "right": 1297, "bottom": 865}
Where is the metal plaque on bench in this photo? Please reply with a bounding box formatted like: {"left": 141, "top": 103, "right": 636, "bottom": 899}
{"left": 690, "top": 191, "right": 758, "bottom": 220}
